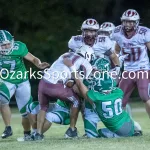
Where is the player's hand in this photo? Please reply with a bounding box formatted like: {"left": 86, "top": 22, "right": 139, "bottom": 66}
{"left": 73, "top": 84, "right": 80, "bottom": 94}
{"left": 63, "top": 58, "right": 73, "bottom": 67}
{"left": 37, "top": 62, "right": 50, "bottom": 69}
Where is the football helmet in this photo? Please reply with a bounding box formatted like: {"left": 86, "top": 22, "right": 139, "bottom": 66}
{"left": 0, "top": 30, "right": 14, "bottom": 55}
{"left": 81, "top": 18, "right": 99, "bottom": 46}
{"left": 121, "top": 9, "right": 140, "bottom": 32}
{"left": 88, "top": 72, "right": 116, "bottom": 93}
{"left": 92, "top": 57, "right": 110, "bottom": 72}
{"left": 76, "top": 45, "right": 95, "bottom": 62}
{"left": 98, "top": 22, "right": 115, "bottom": 37}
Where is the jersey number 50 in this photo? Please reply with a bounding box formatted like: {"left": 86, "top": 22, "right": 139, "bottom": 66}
{"left": 102, "top": 98, "right": 122, "bottom": 118}
{"left": 122, "top": 48, "right": 141, "bottom": 62}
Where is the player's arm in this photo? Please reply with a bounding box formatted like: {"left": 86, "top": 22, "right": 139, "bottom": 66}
{"left": 146, "top": 42, "right": 150, "bottom": 51}
{"left": 63, "top": 58, "right": 94, "bottom": 105}
{"left": 109, "top": 51, "right": 120, "bottom": 66}
{"left": 115, "top": 43, "right": 121, "bottom": 54}
{"left": 24, "top": 52, "right": 50, "bottom": 69}
{"left": 104, "top": 48, "right": 120, "bottom": 75}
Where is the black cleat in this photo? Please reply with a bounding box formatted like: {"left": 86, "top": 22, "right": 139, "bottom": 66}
{"left": 65, "top": 127, "right": 78, "bottom": 138}
{"left": 1, "top": 126, "right": 13, "bottom": 139}
{"left": 133, "top": 130, "right": 143, "bottom": 136}
{"left": 34, "top": 133, "right": 44, "bottom": 141}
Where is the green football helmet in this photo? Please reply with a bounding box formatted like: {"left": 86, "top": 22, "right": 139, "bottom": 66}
{"left": 93, "top": 72, "right": 116, "bottom": 93}
{"left": 92, "top": 57, "right": 110, "bottom": 72}
{"left": 0, "top": 30, "right": 14, "bottom": 55}
{"left": 85, "top": 72, "right": 116, "bottom": 93}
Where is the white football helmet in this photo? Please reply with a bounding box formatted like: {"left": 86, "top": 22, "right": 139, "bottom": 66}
{"left": 99, "top": 22, "right": 115, "bottom": 37}
{"left": 121, "top": 9, "right": 140, "bottom": 31}
{"left": 81, "top": 19, "right": 99, "bottom": 46}
{"left": 81, "top": 18, "right": 99, "bottom": 31}
{"left": 76, "top": 45, "right": 95, "bottom": 62}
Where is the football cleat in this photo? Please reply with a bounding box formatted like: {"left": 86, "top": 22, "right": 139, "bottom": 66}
{"left": 17, "top": 134, "right": 34, "bottom": 142}
{"left": 34, "top": 133, "right": 44, "bottom": 141}
{"left": 133, "top": 130, "right": 143, "bottom": 136}
{"left": 64, "top": 127, "right": 78, "bottom": 138}
{"left": 1, "top": 126, "right": 13, "bottom": 139}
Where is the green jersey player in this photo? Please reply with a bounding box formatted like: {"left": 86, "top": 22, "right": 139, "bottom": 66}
{"left": 25, "top": 99, "right": 71, "bottom": 139}
{"left": 0, "top": 30, "right": 49, "bottom": 139}
{"left": 16, "top": 99, "right": 71, "bottom": 141}
{"left": 83, "top": 57, "right": 111, "bottom": 138}
{"left": 63, "top": 58, "right": 142, "bottom": 137}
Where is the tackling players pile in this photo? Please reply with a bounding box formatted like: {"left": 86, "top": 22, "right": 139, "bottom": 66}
{"left": 0, "top": 8, "right": 149, "bottom": 141}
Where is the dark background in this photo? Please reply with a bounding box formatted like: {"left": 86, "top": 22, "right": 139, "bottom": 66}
{"left": 2, "top": 0, "right": 149, "bottom": 103}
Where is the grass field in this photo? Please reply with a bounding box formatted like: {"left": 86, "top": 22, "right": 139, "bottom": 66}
{"left": 0, "top": 102, "right": 150, "bottom": 150}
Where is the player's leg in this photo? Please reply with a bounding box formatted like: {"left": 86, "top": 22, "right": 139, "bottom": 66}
{"left": 115, "top": 119, "right": 135, "bottom": 137}
{"left": 43, "top": 110, "right": 70, "bottom": 133}
{"left": 36, "top": 79, "right": 80, "bottom": 138}
{"left": 35, "top": 79, "right": 51, "bottom": 140}
{"left": 98, "top": 128, "right": 120, "bottom": 138}
{"left": 119, "top": 71, "right": 135, "bottom": 107}
{"left": 26, "top": 101, "right": 40, "bottom": 138}
{"left": 125, "top": 103, "right": 133, "bottom": 119}
{"left": 84, "top": 107, "right": 100, "bottom": 138}
{"left": 15, "top": 80, "right": 33, "bottom": 141}
{"left": 133, "top": 121, "right": 142, "bottom": 136}
{"left": 98, "top": 121, "right": 142, "bottom": 138}
{"left": 136, "top": 70, "right": 150, "bottom": 118}
{"left": 61, "top": 88, "right": 80, "bottom": 138}
{"left": 0, "top": 81, "right": 15, "bottom": 138}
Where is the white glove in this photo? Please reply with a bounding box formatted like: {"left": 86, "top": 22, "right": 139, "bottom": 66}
{"left": 119, "top": 54, "right": 129, "bottom": 68}
{"left": 115, "top": 65, "right": 121, "bottom": 76}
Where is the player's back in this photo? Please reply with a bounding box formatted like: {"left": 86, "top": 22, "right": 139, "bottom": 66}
{"left": 87, "top": 88, "right": 131, "bottom": 132}
{"left": 43, "top": 52, "right": 92, "bottom": 84}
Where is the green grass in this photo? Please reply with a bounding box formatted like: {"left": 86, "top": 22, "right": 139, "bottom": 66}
{"left": 0, "top": 103, "right": 150, "bottom": 150}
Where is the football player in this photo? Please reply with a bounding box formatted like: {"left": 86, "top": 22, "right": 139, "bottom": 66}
{"left": 35, "top": 45, "right": 94, "bottom": 140}
{"left": 16, "top": 100, "right": 71, "bottom": 141}
{"left": 99, "top": 23, "right": 133, "bottom": 118}
{"left": 68, "top": 18, "right": 120, "bottom": 75}
{"left": 63, "top": 58, "right": 142, "bottom": 137}
{"left": 112, "top": 9, "right": 150, "bottom": 118}
{"left": 0, "top": 30, "right": 49, "bottom": 139}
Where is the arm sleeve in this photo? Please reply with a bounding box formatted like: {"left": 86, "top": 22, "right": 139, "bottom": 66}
{"left": 104, "top": 37, "right": 113, "bottom": 54}
{"left": 68, "top": 36, "right": 81, "bottom": 52}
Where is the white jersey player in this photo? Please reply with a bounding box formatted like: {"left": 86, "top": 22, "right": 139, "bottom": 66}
{"left": 112, "top": 9, "right": 150, "bottom": 118}
{"left": 68, "top": 18, "right": 120, "bottom": 75}
{"left": 98, "top": 22, "right": 116, "bottom": 48}
{"left": 43, "top": 52, "right": 92, "bottom": 84}
{"left": 112, "top": 26, "right": 150, "bottom": 71}
{"left": 35, "top": 45, "right": 94, "bottom": 140}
